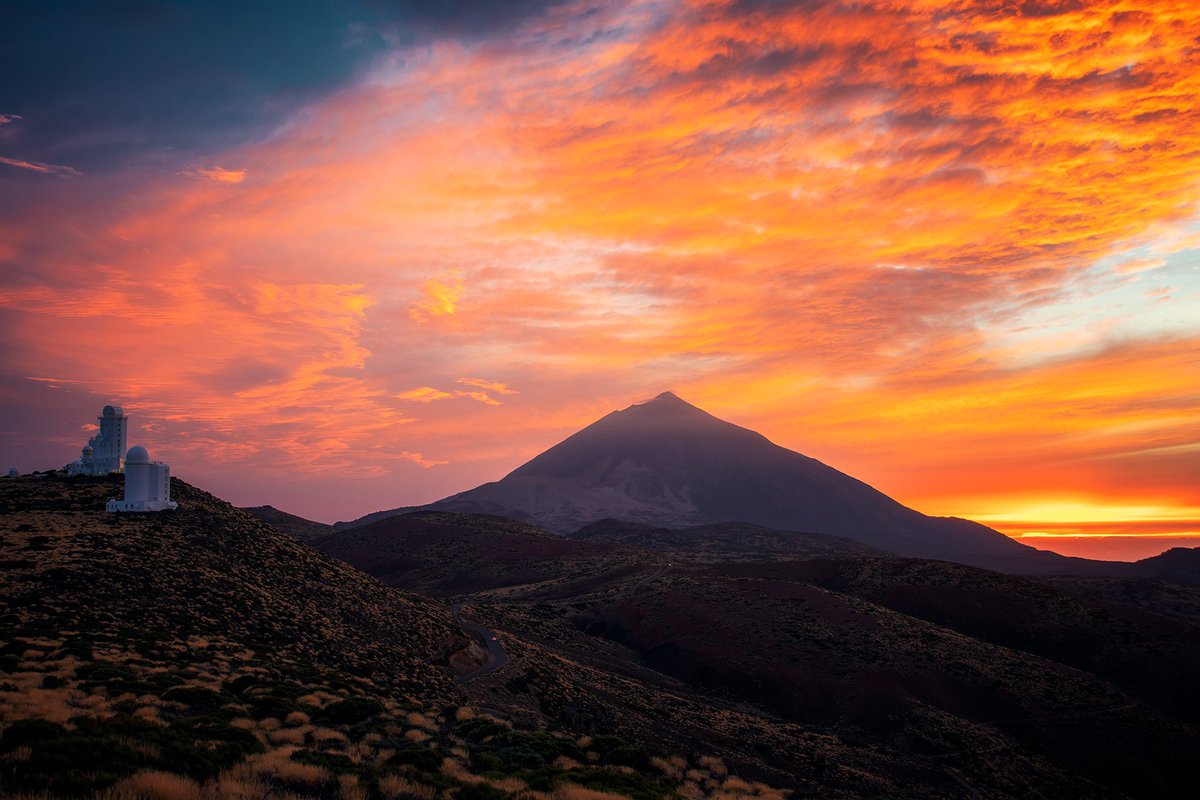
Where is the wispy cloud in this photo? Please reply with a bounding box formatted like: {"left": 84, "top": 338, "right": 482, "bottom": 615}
{"left": 409, "top": 275, "right": 463, "bottom": 322}
{"left": 0, "top": 114, "right": 21, "bottom": 125}
{"left": 0, "top": 155, "right": 81, "bottom": 176}
{"left": 181, "top": 165, "right": 247, "bottom": 184}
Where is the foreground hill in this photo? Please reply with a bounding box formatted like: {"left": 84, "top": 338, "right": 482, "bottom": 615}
{"left": 0, "top": 473, "right": 797, "bottom": 800}
{"left": 322, "top": 512, "right": 1200, "bottom": 798}
{"left": 341, "top": 392, "right": 1060, "bottom": 571}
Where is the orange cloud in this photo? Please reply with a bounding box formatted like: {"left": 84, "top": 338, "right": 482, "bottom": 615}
{"left": 3, "top": 0, "right": 1198, "bottom": 540}
{"left": 182, "top": 165, "right": 248, "bottom": 184}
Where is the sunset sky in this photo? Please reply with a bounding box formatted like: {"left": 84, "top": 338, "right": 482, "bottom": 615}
{"left": 2, "top": 0, "right": 1197, "bottom": 560}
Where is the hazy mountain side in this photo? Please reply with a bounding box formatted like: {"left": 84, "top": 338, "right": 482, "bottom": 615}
{"left": 570, "top": 518, "right": 888, "bottom": 560}
{"left": 315, "top": 511, "right": 651, "bottom": 598}
{"left": 560, "top": 569, "right": 1198, "bottom": 798}
{"left": 240, "top": 503, "right": 334, "bottom": 542}
{"left": 466, "top": 567, "right": 1186, "bottom": 799}
{"left": 1040, "top": 575, "right": 1200, "bottom": 627}
{"left": 726, "top": 558, "right": 1200, "bottom": 722}
{"left": 457, "top": 624, "right": 1096, "bottom": 798}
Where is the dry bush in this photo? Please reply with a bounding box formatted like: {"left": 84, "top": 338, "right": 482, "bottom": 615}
{"left": 406, "top": 712, "right": 437, "bottom": 731}
{"left": 488, "top": 776, "right": 526, "bottom": 793}
{"left": 268, "top": 726, "right": 309, "bottom": 745}
{"left": 211, "top": 773, "right": 273, "bottom": 800}
{"left": 551, "top": 756, "right": 581, "bottom": 770}
{"left": 698, "top": 756, "right": 727, "bottom": 776}
{"left": 297, "top": 691, "right": 339, "bottom": 708}
{"left": 0, "top": 685, "right": 78, "bottom": 724}
{"left": 575, "top": 736, "right": 592, "bottom": 748}
{"left": 229, "top": 717, "right": 256, "bottom": 730}
{"left": 551, "top": 785, "right": 628, "bottom": 800}
{"left": 720, "top": 777, "right": 752, "bottom": 793}
{"left": 131, "top": 706, "right": 164, "bottom": 725}
{"left": 441, "top": 757, "right": 484, "bottom": 784}
{"left": 244, "top": 746, "right": 331, "bottom": 791}
{"left": 77, "top": 693, "right": 112, "bottom": 712}
{"left": 312, "top": 727, "right": 350, "bottom": 748}
{"left": 379, "top": 774, "right": 437, "bottom": 800}
{"left": 284, "top": 710, "right": 310, "bottom": 726}
{"left": 338, "top": 774, "right": 367, "bottom": 800}
{"left": 454, "top": 706, "right": 476, "bottom": 722}
{"left": 404, "top": 729, "right": 430, "bottom": 743}
{"left": 677, "top": 782, "right": 705, "bottom": 800}
{"left": 649, "top": 755, "right": 686, "bottom": 781}
{"left": 106, "top": 770, "right": 202, "bottom": 800}
{"left": 685, "top": 770, "right": 707, "bottom": 783}
{"left": 258, "top": 717, "right": 282, "bottom": 731}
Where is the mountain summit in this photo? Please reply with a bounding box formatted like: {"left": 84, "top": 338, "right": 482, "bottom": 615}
{"left": 354, "top": 392, "right": 1055, "bottom": 569}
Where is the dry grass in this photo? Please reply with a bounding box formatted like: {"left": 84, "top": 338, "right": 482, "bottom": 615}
{"left": 405, "top": 712, "right": 433, "bottom": 730}
{"left": 551, "top": 785, "right": 629, "bottom": 800}
{"left": 650, "top": 755, "right": 686, "bottom": 781}
{"left": 104, "top": 770, "right": 203, "bottom": 800}
{"left": 284, "top": 711, "right": 310, "bottom": 726}
{"left": 267, "top": 726, "right": 309, "bottom": 746}
{"left": 441, "top": 757, "right": 484, "bottom": 784}
{"left": 697, "top": 756, "right": 727, "bottom": 776}
{"left": 312, "top": 727, "right": 349, "bottom": 748}
{"left": 338, "top": 774, "right": 367, "bottom": 800}
{"left": 378, "top": 774, "right": 437, "bottom": 800}
{"left": 241, "top": 746, "right": 331, "bottom": 791}
{"left": 404, "top": 729, "right": 430, "bottom": 743}
{"left": 551, "top": 756, "right": 582, "bottom": 770}
{"left": 488, "top": 776, "right": 527, "bottom": 793}
{"left": 454, "top": 706, "right": 476, "bottom": 722}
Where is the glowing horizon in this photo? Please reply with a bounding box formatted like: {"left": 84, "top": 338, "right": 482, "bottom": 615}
{"left": 2, "top": 1, "right": 1197, "bottom": 561}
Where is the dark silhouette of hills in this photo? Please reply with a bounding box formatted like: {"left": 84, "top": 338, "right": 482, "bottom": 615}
{"left": 240, "top": 502, "right": 334, "bottom": 541}
{"left": 317, "top": 509, "right": 1200, "bottom": 798}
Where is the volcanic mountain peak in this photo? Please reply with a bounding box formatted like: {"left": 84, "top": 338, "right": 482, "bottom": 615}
{"left": 346, "top": 392, "right": 1077, "bottom": 570}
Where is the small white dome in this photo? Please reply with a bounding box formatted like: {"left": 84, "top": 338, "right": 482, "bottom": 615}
{"left": 125, "top": 445, "right": 150, "bottom": 463}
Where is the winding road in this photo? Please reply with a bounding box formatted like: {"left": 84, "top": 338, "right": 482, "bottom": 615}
{"left": 452, "top": 604, "right": 509, "bottom": 685}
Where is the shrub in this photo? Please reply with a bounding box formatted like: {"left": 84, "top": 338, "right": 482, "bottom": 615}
{"left": 319, "top": 697, "right": 386, "bottom": 726}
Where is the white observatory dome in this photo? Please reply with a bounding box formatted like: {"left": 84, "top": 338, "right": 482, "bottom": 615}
{"left": 125, "top": 445, "right": 151, "bottom": 464}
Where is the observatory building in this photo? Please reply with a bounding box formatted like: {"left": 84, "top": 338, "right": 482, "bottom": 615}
{"left": 106, "top": 446, "right": 177, "bottom": 512}
{"left": 66, "top": 405, "right": 128, "bottom": 475}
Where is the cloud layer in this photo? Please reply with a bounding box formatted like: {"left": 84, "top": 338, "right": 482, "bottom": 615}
{"left": 1, "top": 0, "right": 1197, "bottom": 556}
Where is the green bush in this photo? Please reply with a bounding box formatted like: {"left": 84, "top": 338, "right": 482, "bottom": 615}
{"left": 319, "top": 696, "right": 385, "bottom": 725}
{"left": 456, "top": 782, "right": 511, "bottom": 800}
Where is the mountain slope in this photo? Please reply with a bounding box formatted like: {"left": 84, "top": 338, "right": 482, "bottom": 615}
{"left": 4, "top": 473, "right": 793, "bottom": 800}
{"left": 240, "top": 503, "right": 334, "bottom": 542}
{"left": 1, "top": 473, "right": 473, "bottom": 698}
{"left": 349, "top": 392, "right": 1054, "bottom": 569}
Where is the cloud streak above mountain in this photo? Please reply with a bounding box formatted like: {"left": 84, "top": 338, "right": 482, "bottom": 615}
{"left": 1, "top": 0, "right": 1197, "bottom": 556}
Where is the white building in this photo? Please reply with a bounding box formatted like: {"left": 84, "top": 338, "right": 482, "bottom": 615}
{"left": 106, "top": 446, "right": 177, "bottom": 512}
{"left": 66, "top": 405, "right": 128, "bottom": 475}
